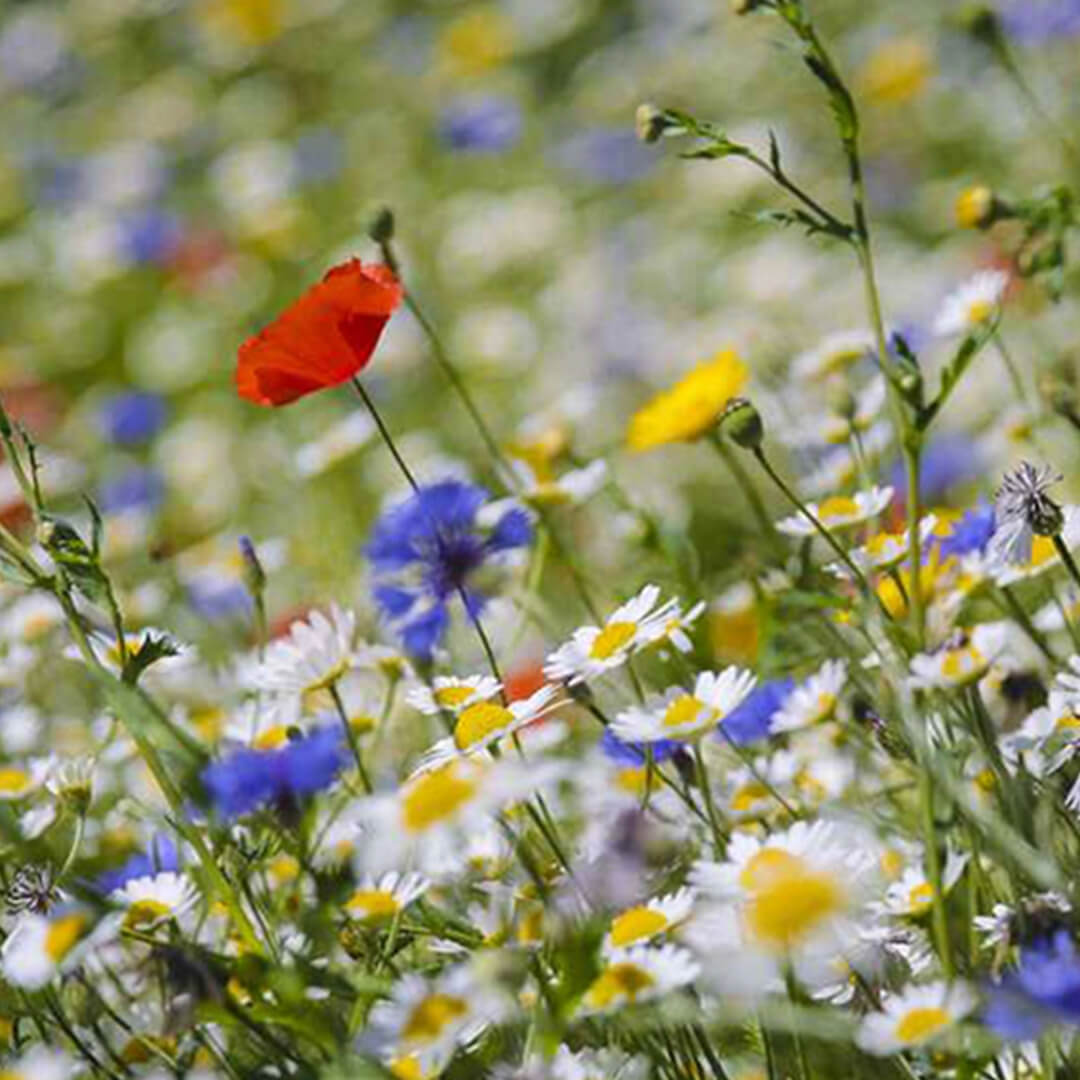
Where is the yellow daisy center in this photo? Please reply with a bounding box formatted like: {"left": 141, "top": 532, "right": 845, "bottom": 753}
{"left": 1055, "top": 712, "right": 1080, "bottom": 732}
{"left": 894, "top": 1005, "right": 950, "bottom": 1045}
{"left": 614, "top": 767, "right": 652, "bottom": 796}
{"left": 812, "top": 691, "right": 837, "bottom": 723}
{"left": 454, "top": 702, "right": 514, "bottom": 750}
{"left": 967, "top": 299, "right": 993, "bottom": 325}
{"left": 732, "top": 780, "right": 769, "bottom": 813}
{"left": 907, "top": 882, "right": 934, "bottom": 913}
{"left": 346, "top": 889, "right": 399, "bottom": 921}
{"left": 880, "top": 849, "right": 905, "bottom": 879}
{"left": 817, "top": 496, "right": 859, "bottom": 523}
{"left": 45, "top": 913, "right": 87, "bottom": 962}
{"left": 941, "top": 645, "right": 985, "bottom": 683}
{"left": 586, "top": 962, "right": 656, "bottom": 1009}
{"left": 125, "top": 899, "right": 173, "bottom": 928}
{"left": 435, "top": 686, "right": 475, "bottom": 708}
{"left": 740, "top": 849, "right": 846, "bottom": 949}
{"left": 590, "top": 622, "right": 637, "bottom": 661}
{"left": 662, "top": 694, "right": 708, "bottom": 731}
{"left": 1030, "top": 535, "right": 1056, "bottom": 567}
{"left": 269, "top": 854, "right": 299, "bottom": 883}
{"left": 402, "top": 993, "right": 468, "bottom": 1044}
{"left": 402, "top": 766, "right": 477, "bottom": 832}
{"left": 0, "top": 769, "right": 31, "bottom": 797}
{"left": 389, "top": 1056, "right": 425, "bottom": 1080}
{"left": 609, "top": 907, "right": 669, "bottom": 947}
{"left": 253, "top": 725, "right": 289, "bottom": 750}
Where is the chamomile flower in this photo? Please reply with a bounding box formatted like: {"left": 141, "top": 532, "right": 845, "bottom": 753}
{"left": 405, "top": 675, "right": 502, "bottom": 716}
{"left": 776, "top": 486, "right": 893, "bottom": 537}
{"left": 0, "top": 1047, "right": 75, "bottom": 1080}
{"left": 831, "top": 515, "right": 938, "bottom": 576}
{"left": 771, "top": 660, "right": 847, "bottom": 733}
{"left": 689, "top": 821, "right": 878, "bottom": 984}
{"left": 112, "top": 871, "right": 199, "bottom": 930}
{"left": 908, "top": 623, "right": 1007, "bottom": 690}
{"left": 244, "top": 605, "right": 356, "bottom": 695}
{"left": 791, "top": 330, "right": 875, "bottom": 382}
{"left": 543, "top": 585, "right": 684, "bottom": 685}
{"left": 1, "top": 906, "right": 102, "bottom": 989}
{"left": 611, "top": 667, "right": 757, "bottom": 743}
{"left": 0, "top": 756, "right": 51, "bottom": 801}
{"left": 875, "top": 850, "right": 969, "bottom": 919}
{"left": 425, "top": 684, "right": 563, "bottom": 759}
{"left": 1001, "top": 690, "right": 1080, "bottom": 776}
{"left": 604, "top": 889, "right": 696, "bottom": 950}
{"left": 511, "top": 457, "right": 608, "bottom": 506}
{"left": 364, "top": 963, "right": 507, "bottom": 1072}
{"left": 856, "top": 980, "right": 976, "bottom": 1055}
{"left": 933, "top": 269, "right": 1008, "bottom": 336}
{"left": 580, "top": 944, "right": 700, "bottom": 1013}
{"left": 345, "top": 872, "right": 429, "bottom": 924}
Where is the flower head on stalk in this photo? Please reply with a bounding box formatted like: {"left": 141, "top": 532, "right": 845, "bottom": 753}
{"left": 236, "top": 259, "right": 402, "bottom": 406}
{"left": 367, "top": 481, "right": 532, "bottom": 661}
{"left": 987, "top": 461, "right": 1064, "bottom": 569}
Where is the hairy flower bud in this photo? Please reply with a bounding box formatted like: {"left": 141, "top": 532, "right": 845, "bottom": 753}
{"left": 367, "top": 206, "right": 395, "bottom": 245}
{"left": 635, "top": 104, "right": 669, "bottom": 144}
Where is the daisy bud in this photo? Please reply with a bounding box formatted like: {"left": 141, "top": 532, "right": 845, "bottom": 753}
{"left": 720, "top": 397, "right": 764, "bottom": 450}
{"left": 955, "top": 185, "right": 1003, "bottom": 230}
{"left": 367, "top": 206, "right": 395, "bottom": 245}
{"left": 635, "top": 104, "right": 669, "bottom": 145}
{"left": 731, "top": 0, "right": 768, "bottom": 12}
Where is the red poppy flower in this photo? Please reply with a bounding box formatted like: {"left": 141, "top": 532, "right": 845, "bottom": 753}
{"left": 236, "top": 259, "right": 403, "bottom": 406}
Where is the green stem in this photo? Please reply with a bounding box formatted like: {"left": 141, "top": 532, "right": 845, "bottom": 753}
{"left": 1053, "top": 534, "right": 1080, "bottom": 597}
{"left": 329, "top": 681, "right": 372, "bottom": 794}
{"left": 693, "top": 742, "right": 727, "bottom": 857}
{"left": 918, "top": 755, "right": 954, "bottom": 980}
{"left": 711, "top": 434, "right": 783, "bottom": 556}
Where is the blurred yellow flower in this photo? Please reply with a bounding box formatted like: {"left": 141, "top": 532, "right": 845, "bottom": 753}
{"left": 200, "top": 0, "right": 284, "bottom": 46}
{"left": 440, "top": 8, "right": 514, "bottom": 78}
{"left": 627, "top": 349, "right": 749, "bottom": 452}
{"left": 955, "top": 185, "right": 995, "bottom": 229}
{"left": 859, "top": 38, "right": 933, "bottom": 104}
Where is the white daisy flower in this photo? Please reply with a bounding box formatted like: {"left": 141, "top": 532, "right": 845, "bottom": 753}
{"left": 792, "top": 329, "right": 876, "bottom": 381}
{"left": 511, "top": 458, "right": 609, "bottom": 507}
{"left": 875, "top": 850, "right": 969, "bottom": 919}
{"left": 365, "top": 962, "right": 507, "bottom": 1073}
{"left": 405, "top": 675, "right": 503, "bottom": 716}
{"left": 856, "top": 980, "right": 976, "bottom": 1056}
{"left": 295, "top": 411, "right": 375, "bottom": 478}
{"left": 112, "top": 871, "right": 200, "bottom": 930}
{"left": 0, "top": 1047, "right": 76, "bottom": 1080}
{"left": 243, "top": 605, "right": 356, "bottom": 695}
{"left": 0, "top": 756, "right": 51, "bottom": 801}
{"left": 0, "top": 907, "right": 106, "bottom": 989}
{"left": 908, "top": 623, "right": 1007, "bottom": 690}
{"left": 611, "top": 667, "right": 757, "bottom": 743}
{"left": 604, "top": 889, "right": 696, "bottom": 951}
{"left": 1001, "top": 690, "right": 1080, "bottom": 776}
{"left": 0, "top": 593, "right": 65, "bottom": 644}
{"left": 345, "top": 872, "right": 429, "bottom": 923}
{"left": 543, "top": 585, "right": 685, "bottom": 685}
{"left": 771, "top": 660, "right": 847, "bottom": 733}
{"left": 830, "top": 515, "right": 938, "bottom": 577}
{"left": 933, "top": 269, "right": 1008, "bottom": 336}
{"left": 776, "top": 486, "right": 893, "bottom": 537}
{"left": 580, "top": 944, "right": 700, "bottom": 1013}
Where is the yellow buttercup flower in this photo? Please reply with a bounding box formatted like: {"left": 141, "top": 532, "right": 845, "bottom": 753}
{"left": 627, "top": 349, "right": 749, "bottom": 452}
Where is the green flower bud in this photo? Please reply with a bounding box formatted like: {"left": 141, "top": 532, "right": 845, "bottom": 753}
{"left": 368, "top": 206, "right": 395, "bottom": 245}
{"left": 720, "top": 397, "right": 764, "bottom": 450}
{"left": 635, "top": 104, "right": 669, "bottom": 145}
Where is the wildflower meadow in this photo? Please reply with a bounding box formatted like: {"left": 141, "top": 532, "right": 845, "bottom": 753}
{"left": 4, "top": 0, "right": 1080, "bottom": 1077}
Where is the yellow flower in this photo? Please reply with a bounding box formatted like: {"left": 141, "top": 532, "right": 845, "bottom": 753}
{"left": 955, "top": 185, "right": 995, "bottom": 229}
{"left": 440, "top": 8, "right": 513, "bottom": 78}
{"left": 627, "top": 350, "right": 749, "bottom": 452}
{"left": 858, "top": 38, "right": 934, "bottom": 104}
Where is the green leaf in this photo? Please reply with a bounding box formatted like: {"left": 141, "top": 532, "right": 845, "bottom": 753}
{"left": 121, "top": 631, "right": 181, "bottom": 686}
{"left": 39, "top": 517, "right": 111, "bottom": 604}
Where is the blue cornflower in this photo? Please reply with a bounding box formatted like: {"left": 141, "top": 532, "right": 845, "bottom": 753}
{"left": 554, "top": 129, "right": 658, "bottom": 185}
{"left": 716, "top": 677, "right": 795, "bottom": 746}
{"left": 1001, "top": 0, "right": 1080, "bottom": 44}
{"left": 890, "top": 433, "right": 983, "bottom": 503}
{"left": 98, "top": 466, "right": 165, "bottom": 514}
{"left": 601, "top": 727, "right": 681, "bottom": 766}
{"left": 96, "top": 834, "right": 179, "bottom": 894}
{"left": 932, "top": 503, "right": 995, "bottom": 560}
{"left": 367, "top": 480, "right": 532, "bottom": 660}
{"left": 201, "top": 727, "right": 348, "bottom": 819}
{"left": 985, "top": 931, "right": 1080, "bottom": 1039}
{"left": 120, "top": 210, "right": 181, "bottom": 265}
{"left": 439, "top": 96, "right": 522, "bottom": 153}
{"left": 99, "top": 391, "right": 167, "bottom": 446}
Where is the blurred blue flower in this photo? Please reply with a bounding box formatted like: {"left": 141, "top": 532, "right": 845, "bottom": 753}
{"left": 98, "top": 466, "right": 165, "bottom": 514}
{"left": 202, "top": 728, "right": 348, "bottom": 819}
{"left": 717, "top": 678, "right": 794, "bottom": 745}
{"left": 985, "top": 931, "right": 1080, "bottom": 1040}
{"left": 99, "top": 391, "right": 167, "bottom": 446}
{"left": 120, "top": 210, "right": 182, "bottom": 265}
{"left": 367, "top": 480, "right": 532, "bottom": 660}
{"left": 1001, "top": 1, "right": 1080, "bottom": 43}
{"left": 890, "top": 432, "right": 983, "bottom": 503}
{"left": 96, "top": 834, "right": 179, "bottom": 894}
{"left": 932, "top": 503, "right": 995, "bottom": 560}
{"left": 601, "top": 727, "right": 681, "bottom": 765}
{"left": 186, "top": 579, "right": 252, "bottom": 621}
{"left": 554, "top": 129, "right": 658, "bottom": 185}
{"left": 439, "top": 97, "right": 522, "bottom": 153}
